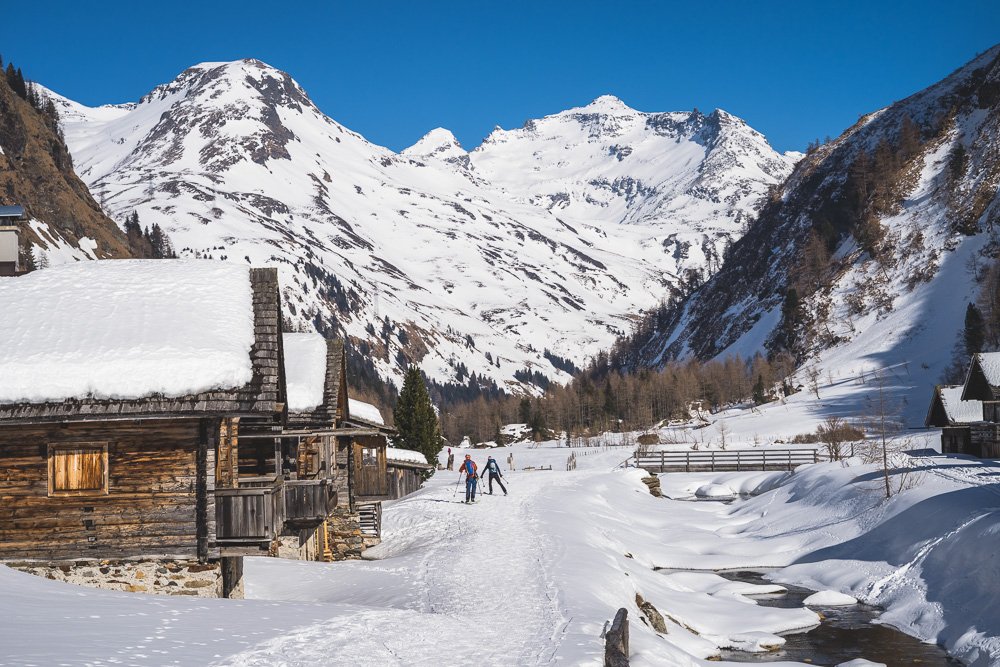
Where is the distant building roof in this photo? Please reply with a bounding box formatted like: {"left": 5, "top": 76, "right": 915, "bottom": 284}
{"left": 927, "top": 385, "right": 983, "bottom": 427}
{"left": 286, "top": 336, "right": 346, "bottom": 430}
{"left": 0, "top": 206, "right": 25, "bottom": 219}
{"left": 962, "top": 353, "right": 1000, "bottom": 401}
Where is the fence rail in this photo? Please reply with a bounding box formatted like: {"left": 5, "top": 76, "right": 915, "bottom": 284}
{"left": 636, "top": 448, "right": 819, "bottom": 473}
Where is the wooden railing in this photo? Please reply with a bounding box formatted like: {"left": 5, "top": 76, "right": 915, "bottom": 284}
{"left": 283, "top": 479, "right": 334, "bottom": 529}
{"left": 215, "top": 481, "right": 284, "bottom": 544}
{"left": 636, "top": 448, "right": 819, "bottom": 473}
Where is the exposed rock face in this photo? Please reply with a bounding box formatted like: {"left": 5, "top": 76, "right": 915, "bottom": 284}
{"left": 0, "top": 72, "right": 129, "bottom": 265}
{"left": 635, "top": 593, "right": 668, "bottom": 634}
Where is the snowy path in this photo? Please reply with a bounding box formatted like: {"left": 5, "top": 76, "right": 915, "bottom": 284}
{"left": 231, "top": 464, "right": 580, "bottom": 666}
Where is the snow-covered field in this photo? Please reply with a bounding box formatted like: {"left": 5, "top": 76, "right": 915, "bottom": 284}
{"left": 4, "top": 404, "right": 1000, "bottom": 666}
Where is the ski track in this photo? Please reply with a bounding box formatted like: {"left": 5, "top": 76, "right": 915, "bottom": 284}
{"left": 221, "top": 470, "right": 568, "bottom": 667}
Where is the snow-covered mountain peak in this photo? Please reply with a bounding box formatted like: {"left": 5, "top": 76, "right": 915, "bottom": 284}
{"left": 571, "top": 94, "right": 633, "bottom": 114}
{"left": 402, "top": 127, "right": 466, "bottom": 160}
{"left": 41, "top": 61, "right": 793, "bottom": 392}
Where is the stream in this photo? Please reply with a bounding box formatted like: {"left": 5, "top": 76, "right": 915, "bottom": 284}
{"left": 713, "top": 570, "right": 960, "bottom": 666}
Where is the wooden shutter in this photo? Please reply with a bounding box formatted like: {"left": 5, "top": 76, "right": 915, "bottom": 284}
{"left": 48, "top": 443, "right": 109, "bottom": 496}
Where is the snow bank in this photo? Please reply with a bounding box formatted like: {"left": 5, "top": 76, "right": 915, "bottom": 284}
{"left": 349, "top": 398, "right": 385, "bottom": 425}
{"left": 0, "top": 260, "right": 255, "bottom": 403}
{"left": 283, "top": 333, "right": 327, "bottom": 412}
{"left": 803, "top": 590, "right": 858, "bottom": 606}
{"left": 694, "top": 483, "right": 736, "bottom": 499}
{"left": 655, "top": 455, "right": 1000, "bottom": 664}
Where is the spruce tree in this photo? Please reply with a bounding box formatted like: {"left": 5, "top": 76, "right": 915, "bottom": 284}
{"left": 964, "top": 303, "right": 986, "bottom": 357}
{"left": 752, "top": 374, "right": 767, "bottom": 405}
{"left": 393, "top": 365, "right": 440, "bottom": 469}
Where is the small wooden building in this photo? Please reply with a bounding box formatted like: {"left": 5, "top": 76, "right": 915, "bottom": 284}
{"left": 959, "top": 353, "right": 1000, "bottom": 458}
{"left": 385, "top": 447, "right": 434, "bottom": 499}
{"left": 925, "top": 384, "right": 983, "bottom": 455}
{"left": 0, "top": 261, "right": 288, "bottom": 598}
{"left": 280, "top": 334, "right": 391, "bottom": 559}
{"left": 0, "top": 205, "right": 25, "bottom": 277}
{"left": 962, "top": 353, "right": 1000, "bottom": 422}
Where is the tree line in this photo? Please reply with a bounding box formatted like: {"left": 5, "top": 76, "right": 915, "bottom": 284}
{"left": 438, "top": 353, "right": 796, "bottom": 445}
{"left": 122, "top": 211, "right": 176, "bottom": 259}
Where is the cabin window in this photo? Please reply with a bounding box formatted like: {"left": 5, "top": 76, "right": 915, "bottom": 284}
{"left": 362, "top": 447, "right": 378, "bottom": 466}
{"left": 48, "top": 443, "right": 109, "bottom": 496}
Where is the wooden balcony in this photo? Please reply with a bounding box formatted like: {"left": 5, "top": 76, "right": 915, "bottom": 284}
{"left": 283, "top": 479, "right": 335, "bottom": 529}
{"left": 215, "top": 481, "right": 284, "bottom": 545}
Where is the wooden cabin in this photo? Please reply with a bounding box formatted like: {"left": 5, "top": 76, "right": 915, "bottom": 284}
{"left": 925, "top": 384, "right": 983, "bottom": 455}
{"left": 0, "top": 205, "right": 24, "bottom": 277}
{"left": 0, "top": 261, "right": 288, "bottom": 598}
{"left": 958, "top": 353, "right": 1000, "bottom": 458}
{"left": 385, "top": 447, "right": 434, "bottom": 499}
{"left": 962, "top": 353, "right": 1000, "bottom": 422}
{"left": 280, "top": 334, "right": 391, "bottom": 559}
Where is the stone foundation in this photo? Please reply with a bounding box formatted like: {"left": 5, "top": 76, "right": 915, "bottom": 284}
{"left": 275, "top": 529, "right": 325, "bottom": 561}
{"left": 5, "top": 558, "right": 228, "bottom": 597}
{"left": 274, "top": 509, "right": 381, "bottom": 562}
{"left": 327, "top": 508, "right": 367, "bottom": 560}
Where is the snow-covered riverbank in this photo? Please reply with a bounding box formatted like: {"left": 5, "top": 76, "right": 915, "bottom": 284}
{"left": 2, "top": 438, "right": 999, "bottom": 665}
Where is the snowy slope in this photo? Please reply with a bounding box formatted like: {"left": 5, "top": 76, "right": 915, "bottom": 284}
{"left": 39, "top": 60, "right": 791, "bottom": 390}
{"left": 629, "top": 46, "right": 1000, "bottom": 425}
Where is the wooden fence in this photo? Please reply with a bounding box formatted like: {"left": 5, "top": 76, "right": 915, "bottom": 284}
{"left": 636, "top": 448, "right": 819, "bottom": 473}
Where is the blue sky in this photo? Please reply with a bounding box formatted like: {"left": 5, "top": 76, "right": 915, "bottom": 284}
{"left": 3, "top": 1, "right": 999, "bottom": 153}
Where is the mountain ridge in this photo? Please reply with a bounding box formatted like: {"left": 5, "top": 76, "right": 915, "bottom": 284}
{"left": 38, "top": 58, "right": 792, "bottom": 391}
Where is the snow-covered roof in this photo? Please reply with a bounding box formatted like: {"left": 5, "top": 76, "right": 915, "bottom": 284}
{"left": 349, "top": 398, "right": 385, "bottom": 426}
{"left": 937, "top": 385, "right": 983, "bottom": 424}
{"left": 385, "top": 447, "right": 431, "bottom": 466}
{"left": 283, "top": 333, "right": 327, "bottom": 412}
{"left": 976, "top": 352, "right": 1000, "bottom": 389}
{"left": 0, "top": 260, "right": 257, "bottom": 406}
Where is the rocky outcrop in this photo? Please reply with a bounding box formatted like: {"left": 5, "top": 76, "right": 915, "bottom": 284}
{"left": 0, "top": 69, "right": 129, "bottom": 263}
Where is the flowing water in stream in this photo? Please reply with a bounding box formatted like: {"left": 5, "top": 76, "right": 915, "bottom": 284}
{"left": 713, "top": 570, "right": 961, "bottom": 666}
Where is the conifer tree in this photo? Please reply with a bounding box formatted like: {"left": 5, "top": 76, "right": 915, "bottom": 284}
{"left": 964, "top": 302, "right": 986, "bottom": 357}
{"left": 393, "top": 365, "right": 440, "bottom": 469}
{"left": 752, "top": 374, "right": 767, "bottom": 405}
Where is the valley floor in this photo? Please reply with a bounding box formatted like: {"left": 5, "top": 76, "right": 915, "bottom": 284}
{"left": 3, "top": 435, "right": 1000, "bottom": 666}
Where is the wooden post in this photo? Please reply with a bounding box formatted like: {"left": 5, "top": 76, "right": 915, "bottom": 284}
{"left": 685, "top": 451, "right": 690, "bottom": 473}
{"left": 216, "top": 417, "right": 240, "bottom": 489}
{"left": 787, "top": 450, "right": 792, "bottom": 471}
{"left": 737, "top": 450, "right": 741, "bottom": 471}
{"left": 660, "top": 450, "right": 665, "bottom": 473}
{"left": 711, "top": 450, "right": 715, "bottom": 472}
{"left": 604, "top": 608, "right": 629, "bottom": 667}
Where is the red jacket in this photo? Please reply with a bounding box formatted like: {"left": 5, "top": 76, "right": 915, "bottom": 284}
{"left": 460, "top": 459, "right": 478, "bottom": 478}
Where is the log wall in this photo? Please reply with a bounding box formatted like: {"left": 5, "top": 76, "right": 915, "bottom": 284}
{"left": 0, "top": 418, "right": 212, "bottom": 561}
